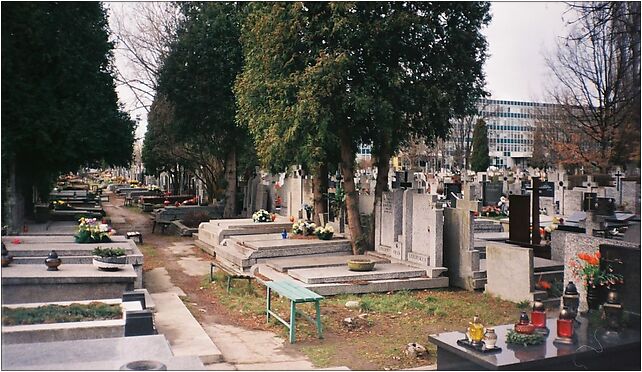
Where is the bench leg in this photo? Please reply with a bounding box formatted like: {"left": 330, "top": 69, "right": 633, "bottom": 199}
{"left": 210, "top": 263, "right": 215, "bottom": 282}
{"left": 266, "top": 287, "right": 272, "bottom": 323}
{"left": 315, "top": 300, "right": 323, "bottom": 339}
{"left": 289, "top": 301, "right": 296, "bottom": 344}
{"left": 226, "top": 276, "right": 232, "bottom": 293}
{"left": 152, "top": 221, "right": 156, "bottom": 233}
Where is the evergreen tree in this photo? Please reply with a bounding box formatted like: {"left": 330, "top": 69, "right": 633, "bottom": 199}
{"left": 470, "top": 119, "right": 490, "bottom": 172}
{"left": 150, "top": 2, "right": 255, "bottom": 214}
{"left": 236, "top": 2, "right": 490, "bottom": 253}
{"left": 2, "top": 2, "right": 135, "bottom": 225}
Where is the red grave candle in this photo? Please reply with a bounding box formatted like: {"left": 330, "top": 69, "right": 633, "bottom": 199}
{"left": 557, "top": 318, "right": 573, "bottom": 338}
{"left": 531, "top": 301, "right": 546, "bottom": 328}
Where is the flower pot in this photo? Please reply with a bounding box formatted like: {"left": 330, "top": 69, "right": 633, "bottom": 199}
{"left": 347, "top": 259, "right": 376, "bottom": 271}
{"left": 586, "top": 285, "right": 604, "bottom": 310}
{"left": 316, "top": 232, "right": 334, "bottom": 240}
{"left": 93, "top": 256, "right": 127, "bottom": 271}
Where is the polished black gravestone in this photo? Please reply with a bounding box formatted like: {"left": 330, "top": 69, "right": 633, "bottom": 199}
{"left": 428, "top": 316, "right": 640, "bottom": 370}
{"left": 483, "top": 182, "right": 503, "bottom": 207}
{"left": 600, "top": 243, "right": 641, "bottom": 317}
{"left": 124, "top": 309, "right": 155, "bottom": 337}
{"left": 508, "top": 194, "right": 530, "bottom": 244}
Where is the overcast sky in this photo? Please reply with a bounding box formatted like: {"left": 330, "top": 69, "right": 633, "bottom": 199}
{"left": 110, "top": 2, "right": 571, "bottom": 138}
{"left": 483, "top": 1, "right": 569, "bottom": 102}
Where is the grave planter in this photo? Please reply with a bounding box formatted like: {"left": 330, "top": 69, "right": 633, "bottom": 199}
{"left": 586, "top": 285, "right": 604, "bottom": 311}
{"left": 347, "top": 259, "right": 376, "bottom": 271}
{"left": 93, "top": 256, "right": 127, "bottom": 271}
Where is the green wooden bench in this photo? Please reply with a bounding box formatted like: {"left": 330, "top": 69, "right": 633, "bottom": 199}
{"left": 210, "top": 258, "right": 253, "bottom": 293}
{"left": 265, "top": 280, "right": 323, "bottom": 344}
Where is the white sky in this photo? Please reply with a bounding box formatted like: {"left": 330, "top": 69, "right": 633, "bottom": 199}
{"left": 110, "top": 1, "right": 571, "bottom": 138}
{"left": 483, "top": 2, "right": 569, "bottom": 102}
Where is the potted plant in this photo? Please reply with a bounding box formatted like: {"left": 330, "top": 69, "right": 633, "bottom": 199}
{"left": 252, "top": 209, "right": 272, "bottom": 222}
{"left": 291, "top": 219, "right": 317, "bottom": 236}
{"left": 74, "top": 217, "right": 112, "bottom": 243}
{"left": 314, "top": 223, "right": 334, "bottom": 240}
{"left": 92, "top": 246, "right": 127, "bottom": 271}
{"left": 569, "top": 250, "right": 623, "bottom": 310}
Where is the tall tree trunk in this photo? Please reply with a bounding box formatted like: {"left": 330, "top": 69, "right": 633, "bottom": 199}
{"left": 223, "top": 148, "right": 237, "bottom": 218}
{"left": 339, "top": 129, "right": 365, "bottom": 255}
{"left": 369, "top": 137, "right": 391, "bottom": 251}
{"left": 312, "top": 162, "right": 328, "bottom": 226}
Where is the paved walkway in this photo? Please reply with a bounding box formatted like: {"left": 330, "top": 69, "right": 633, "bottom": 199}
{"left": 145, "top": 241, "right": 324, "bottom": 370}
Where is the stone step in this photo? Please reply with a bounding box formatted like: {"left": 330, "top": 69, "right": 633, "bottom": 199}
{"left": 193, "top": 237, "right": 215, "bottom": 257}
{"left": 287, "top": 263, "right": 429, "bottom": 284}
{"left": 307, "top": 276, "right": 450, "bottom": 296}
{"left": 472, "top": 270, "right": 487, "bottom": 280}
{"left": 255, "top": 264, "right": 449, "bottom": 296}
{"left": 365, "top": 251, "right": 447, "bottom": 278}
{"left": 265, "top": 254, "right": 386, "bottom": 272}
{"left": 472, "top": 278, "right": 487, "bottom": 290}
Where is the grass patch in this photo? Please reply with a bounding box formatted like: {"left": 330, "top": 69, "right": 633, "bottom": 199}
{"left": 2, "top": 302, "right": 122, "bottom": 326}
{"left": 137, "top": 243, "right": 157, "bottom": 257}
{"left": 301, "top": 344, "right": 336, "bottom": 368}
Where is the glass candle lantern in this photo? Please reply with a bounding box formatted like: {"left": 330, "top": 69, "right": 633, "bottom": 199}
{"left": 554, "top": 307, "right": 575, "bottom": 344}
{"left": 602, "top": 290, "right": 623, "bottom": 331}
{"left": 467, "top": 316, "right": 485, "bottom": 346}
{"left": 562, "top": 281, "right": 580, "bottom": 321}
{"left": 531, "top": 301, "right": 547, "bottom": 328}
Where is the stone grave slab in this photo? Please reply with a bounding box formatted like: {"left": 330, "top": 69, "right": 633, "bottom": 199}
{"left": 375, "top": 190, "right": 404, "bottom": 254}
{"left": 266, "top": 254, "right": 389, "bottom": 272}
{"left": 198, "top": 218, "right": 293, "bottom": 246}
{"left": 1, "top": 264, "right": 137, "bottom": 304}
{"left": 5, "top": 240, "right": 138, "bottom": 257}
{"left": 1, "top": 335, "right": 205, "bottom": 370}
{"left": 22, "top": 221, "right": 78, "bottom": 235}
{"left": 2, "top": 235, "right": 128, "bottom": 244}
{"left": 287, "top": 263, "right": 427, "bottom": 284}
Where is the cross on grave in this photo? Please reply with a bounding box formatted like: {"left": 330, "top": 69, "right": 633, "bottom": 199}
{"left": 613, "top": 171, "right": 625, "bottom": 207}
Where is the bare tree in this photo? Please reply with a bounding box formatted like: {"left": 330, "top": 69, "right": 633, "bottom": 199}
{"left": 109, "top": 2, "right": 181, "bottom": 113}
{"left": 546, "top": 2, "right": 640, "bottom": 172}
{"left": 449, "top": 100, "right": 489, "bottom": 171}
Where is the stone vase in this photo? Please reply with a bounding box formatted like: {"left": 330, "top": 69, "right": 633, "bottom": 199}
{"left": 586, "top": 284, "right": 604, "bottom": 310}
{"left": 93, "top": 256, "right": 127, "bottom": 271}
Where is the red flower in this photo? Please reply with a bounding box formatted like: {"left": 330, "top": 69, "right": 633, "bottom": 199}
{"left": 537, "top": 280, "right": 552, "bottom": 290}
{"left": 11, "top": 238, "right": 21, "bottom": 244}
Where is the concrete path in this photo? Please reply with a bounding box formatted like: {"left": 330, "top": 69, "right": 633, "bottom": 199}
{"left": 145, "top": 241, "right": 335, "bottom": 370}
{"left": 202, "top": 323, "right": 316, "bottom": 370}
{"left": 151, "top": 292, "right": 223, "bottom": 364}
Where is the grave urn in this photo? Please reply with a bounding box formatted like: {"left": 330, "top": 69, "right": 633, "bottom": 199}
{"left": 45, "top": 250, "right": 62, "bottom": 271}
{"left": 93, "top": 255, "right": 127, "bottom": 271}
